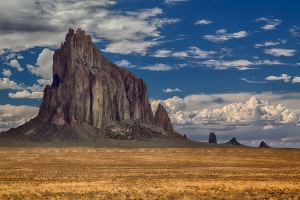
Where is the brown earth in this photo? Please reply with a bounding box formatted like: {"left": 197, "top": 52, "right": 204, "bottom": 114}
{"left": 0, "top": 147, "right": 299, "bottom": 199}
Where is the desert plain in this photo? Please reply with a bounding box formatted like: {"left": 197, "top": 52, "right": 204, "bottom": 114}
{"left": 0, "top": 146, "right": 299, "bottom": 199}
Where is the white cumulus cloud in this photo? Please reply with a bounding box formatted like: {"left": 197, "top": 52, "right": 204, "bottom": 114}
{"left": 164, "top": 0, "right": 188, "bottom": 5}
{"left": 264, "top": 48, "right": 296, "bottom": 57}
{"left": 289, "top": 25, "right": 300, "bottom": 37}
{"left": 265, "top": 74, "right": 291, "bottom": 82}
{"left": 163, "top": 88, "right": 182, "bottom": 92}
{"left": 0, "top": 104, "right": 39, "bottom": 132}
{"left": 115, "top": 60, "right": 136, "bottom": 68}
{"left": 7, "top": 59, "right": 24, "bottom": 72}
{"left": 140, "top": 63, "right": 172, "bottom": 71}
{"left": 255, "top": 41, "right": 280, "bottom": 48}
{"left": 26, "top": 48, "right": 54, "bottom": 80}
{"left": 103, "top": 40, "right": 159, "bottom": 56}
{"left": 240, "top": 78, "right": 267, "bottom": 84}
{"left": 152, "top": 49, "right": 172, "bottom": 57}
{"left": 204, "top": 29, "right": 247, "bottom": 43}
{"left": 127, "top": 7, "right": 162, "bottom": 20}
{"left": 152, "top": 47, "right": 215, "bottom": 59}
{"left": 292, "top": 77, "right": 300, "bottom": 83}
{"left": 188, "top": 47, "right": 216, "bottom": 59}
{"left": 0, "top": 78, "right": 24, "bottom": 90}
{"left": 8, "top": 90, "right": 43, "bottom": 99}
{"left": 0, "top": 1, "right": 180, "bottom": 56}
{"left": 2, "top": 69, "right": 12, "bottom": 77}
{"left": 255, "top": 18, "right": 282, "bottom": 30}
{"left": 171, "top": 51, "right": 189, "bottom": 58}
{"left": 198, "top": 59, "right": 285, "bottom": 70}
{"left": 195, "top": 20, "right": 213, "bottom": 25}
{"left": 152, "top": 96, "right": 300, "bottom": 131}
{"left": 151, "top": 96, "right": 187, "bottom": 114}
{"left": 262, "top": 125, "right": 277, "bottom": 130}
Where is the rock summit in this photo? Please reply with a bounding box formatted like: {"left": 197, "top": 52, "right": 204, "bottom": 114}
{"left": 258, "top": 141, "right": 271, "bottom": 148}
{"left": 224, "top": 137, "right": 243, "bottom": 146}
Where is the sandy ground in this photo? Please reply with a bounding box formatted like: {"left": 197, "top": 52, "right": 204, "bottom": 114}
{"left": 0, "top": 147, "right": 299, "bottom": 199}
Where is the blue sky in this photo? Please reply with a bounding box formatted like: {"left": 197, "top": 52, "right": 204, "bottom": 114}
{"left": 0, "top": 0, "right": 300, "bottom": 148}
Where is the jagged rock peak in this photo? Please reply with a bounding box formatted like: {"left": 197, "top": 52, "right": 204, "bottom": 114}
{"left": 209, "top": 132, "right": 217, "bottom": 143}
{"left": 154, "top": 104, "right": 175, "bottom": 133}
{"left": 38, "top": 28, "right": 154, "bottom": 128}
{"left": 224, "top": 137, "right": 243, "bottom": 145}
{"left": 258, "top": 141, "right": 271, "bottom": 148}
{"left": 230, "top": 137, "right": 237, "bottom": 143}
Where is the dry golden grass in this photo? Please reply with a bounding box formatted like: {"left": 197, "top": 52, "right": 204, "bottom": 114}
{"left": 0, "top": 147, "right": 299, "bottom": 199}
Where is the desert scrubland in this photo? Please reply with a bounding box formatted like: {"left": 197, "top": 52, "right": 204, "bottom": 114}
{"left": 0, "top": 147, "right": 299, "bottom": 199}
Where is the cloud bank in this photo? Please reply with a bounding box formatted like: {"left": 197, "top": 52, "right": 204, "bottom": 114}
{"left": 0, "top": 0, "right": 179, "bottom": 55}
{"left": 0, "top": 104, "right": 39, "bottom": 132}
{"left": 151, "top": 93, "right": 300, "bottom": 130}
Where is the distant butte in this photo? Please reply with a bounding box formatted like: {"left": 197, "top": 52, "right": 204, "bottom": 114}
{"left": 224, "top": 137, "right": 244, "bottom": 146}
{"left": 258, "top": 141, "right": 271, "bottom": 148}
{"left": 208, "top": 132, "right": 217, "bottom": 144}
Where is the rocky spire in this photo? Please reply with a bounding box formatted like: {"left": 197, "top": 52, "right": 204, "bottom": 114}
{"left": 258, "top": 141, "right": 271, "bottom": 148}
{"left": 154, "top": 104, "right": 175, "bottom": 133}
{"left": 38, "top": 28, "right": 154, "bottom": 128}
{"left": 209, "top": 132, "right": 217, "bottom": 143}
{"left": 224, "top": 137, "right": 243, "bottom": 145}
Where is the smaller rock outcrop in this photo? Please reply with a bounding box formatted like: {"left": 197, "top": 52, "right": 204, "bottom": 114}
{"left": 224, "top": 137, "right": 243, "bottom": 145}
{"left": 258, "top": 141, "right": 271, "bottom": 148}
{"left": 209, "top": 132, "right": 217, "bottom": 143}
{"left": 154, "top": 104, "right": 175, "bottom": 133}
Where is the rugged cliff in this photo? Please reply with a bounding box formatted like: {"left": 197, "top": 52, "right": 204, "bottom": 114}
{"left": 39, "top": 28, "right": 153, "bottom": 128}
{"left": 2, "top": 28, "right": 183, "bottom": 143}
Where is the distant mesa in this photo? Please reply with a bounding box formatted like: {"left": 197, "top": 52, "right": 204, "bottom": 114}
{"left": 258, "top": 141, "right": 271, "bottom": 148}
{"left": 0, "top": 28, "right": 186, "bottom": 144}
{"left": 224, "top": 137, "right": 244, "bottom": 146}
{"left": 209, "top": 132, "right": 217, "bottom": 144}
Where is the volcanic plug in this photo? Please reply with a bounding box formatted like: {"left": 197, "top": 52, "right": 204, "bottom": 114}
{"left": 1, "top": 28, "right": 185, "bottom": 143}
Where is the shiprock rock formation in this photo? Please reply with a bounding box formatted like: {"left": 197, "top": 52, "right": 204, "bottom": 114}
{"left": 1, "top": 28, "right": 185, "bottom": 143}
{"left": 208, "top": 132, "right": 217, "bottom": 144}
{"left": 224, "top": 137, "right": 244, "bottom": 146}
{"left": 258, "top": 141, "right": 271, "bottom": 148}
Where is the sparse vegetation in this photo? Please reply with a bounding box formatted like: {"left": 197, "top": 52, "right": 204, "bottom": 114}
{"left": 0, "top": 147, "right": 299, "bottom": 199}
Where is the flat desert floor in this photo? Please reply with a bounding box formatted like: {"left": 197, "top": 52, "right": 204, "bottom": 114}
{"left": 0, "top": 147, "right": 299, "bottom": 199}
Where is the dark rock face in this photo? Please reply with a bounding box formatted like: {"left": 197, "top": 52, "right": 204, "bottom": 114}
{"left": 209, "top": 132, "right": 217, "bottom": 143}
{"left": 154, "top": 104, "right": 175, "bottom": 133}
{"left": 258, "top": 141, "right": 271, "bottom": 148}
{"left": 224, "top": 137, "right": 243, "bottom": 145}
{"left": 2, "top": 28, "right": 184, "bottom": 143}
{"left": 153, "top": 104, "right": 186, "bottom": 140}
{"left": 39, "top": 28, "right": 153, "bottom": 128}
